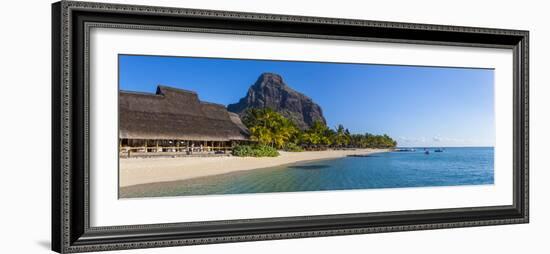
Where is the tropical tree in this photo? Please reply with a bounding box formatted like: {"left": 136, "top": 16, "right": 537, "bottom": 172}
{"left": 347, "top": 132, "right": 397, "bottom": 148}
{"left": 300, "top": 121, "right": 333, "bottom": 148}
{"left": 271, "top": 116, "right": 299, "bottom": 149}
{"left": 241, "top": 108, "right": 397, "bottom": 150}
{"left": 242, "top": 108, "right": 299, "bottom": 149}
{"left": 333, "top": 124, "right": 351, "bottom": 148}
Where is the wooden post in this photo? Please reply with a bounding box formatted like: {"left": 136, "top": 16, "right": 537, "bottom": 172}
{"left": 156, "top": 140, "right": 159, "bottom": 153}
{"left": 144, "top": 139, "right": 148, "bottom": 153}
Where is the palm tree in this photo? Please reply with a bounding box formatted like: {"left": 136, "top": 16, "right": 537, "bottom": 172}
{"left": 242, "top": 108, "right": 299, "bottom": 149}
{"left": 304, "top": 121, "right": 333, "bottom": 149}
{"left": 242, "top": 108, "right": 398, "bottom": 150}
{"left": 271, "top": 116, "right": 298, "bottom": 149}
{"left": 333, "top": 124, "right": 352, "bottom": 148}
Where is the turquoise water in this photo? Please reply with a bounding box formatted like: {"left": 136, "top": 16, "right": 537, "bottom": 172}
{"left": 119, "top": 147, "right": 494, "bottom": 198}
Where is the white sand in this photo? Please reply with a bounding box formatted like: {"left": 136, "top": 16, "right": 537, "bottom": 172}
{"left": 119, "top": 149, "right": 390, "bottom": 187}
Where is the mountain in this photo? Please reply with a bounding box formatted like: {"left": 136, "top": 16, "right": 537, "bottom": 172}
{"left": 227, "top": 73, "right": 326, "bottom": 130}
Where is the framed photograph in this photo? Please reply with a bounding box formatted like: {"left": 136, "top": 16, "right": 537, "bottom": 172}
{"left": 52, "top": 1, "right": 529, "bottom": 253}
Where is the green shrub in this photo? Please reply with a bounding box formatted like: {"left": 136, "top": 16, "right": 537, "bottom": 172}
{"left": 253, "top": 145, "right": 280, "bottom": 157}
{"left": 232, "top": 145, "right": 279, "bottom": 157}
{"left": 283, "top": 143, "right": 304, "bottom": 152}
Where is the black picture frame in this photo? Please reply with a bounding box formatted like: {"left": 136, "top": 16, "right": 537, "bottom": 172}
{"left": 51, "top": 1, "right": 529, "bottom": 253}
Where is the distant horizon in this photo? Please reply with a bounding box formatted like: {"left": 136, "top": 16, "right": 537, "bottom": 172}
{"left": 396, "top": 146, "right": 494, "bottom": 148}
{"left": 119, "top": 54, "right": 495, "bottom": 147}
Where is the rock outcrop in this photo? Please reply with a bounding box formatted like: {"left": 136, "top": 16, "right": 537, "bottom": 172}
{"left": 227, "top": 73, "right": 326, "bottom": 129}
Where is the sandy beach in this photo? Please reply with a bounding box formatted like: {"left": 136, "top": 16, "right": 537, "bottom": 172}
{"left": 119, "top": 149, "right": 390, "bottom": 187}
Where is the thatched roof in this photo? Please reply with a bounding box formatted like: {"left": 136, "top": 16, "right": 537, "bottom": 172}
{"left": 119, "top": 85, "right": 249, "bottom": 141}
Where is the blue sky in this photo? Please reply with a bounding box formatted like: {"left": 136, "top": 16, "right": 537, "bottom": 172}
{"left": 119, "top": 55, "right": 495, "bottom": 147}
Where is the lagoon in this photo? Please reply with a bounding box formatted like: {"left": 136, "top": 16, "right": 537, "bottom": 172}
{"left": 119, "top": 147, "right": 494, "bottom": 198}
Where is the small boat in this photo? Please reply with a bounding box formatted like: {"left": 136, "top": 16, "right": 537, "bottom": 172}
{"left": 434, "top": 148, "right": 443, "bottom": 152}
{"left": 424, "top": 150, "right": 430, "bottom": 155}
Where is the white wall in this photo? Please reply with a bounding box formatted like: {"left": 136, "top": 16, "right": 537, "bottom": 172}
{"left": 0, "top": 0, "right": 547, "bottom": 253}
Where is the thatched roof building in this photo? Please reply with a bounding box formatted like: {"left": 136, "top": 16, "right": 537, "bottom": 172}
{"left": 119, "top": 85, "right": 249, "bottom": 142}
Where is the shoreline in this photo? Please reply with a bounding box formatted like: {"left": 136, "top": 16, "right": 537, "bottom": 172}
{"left": 119, "top": 148, "right": 391, "bottom": 187}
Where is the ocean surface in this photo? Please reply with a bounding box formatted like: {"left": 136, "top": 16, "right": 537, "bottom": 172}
{"left": 120, "top": 147, "right": 494, "bottom": 198}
